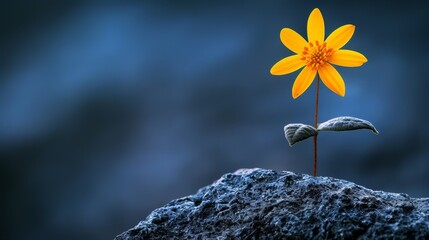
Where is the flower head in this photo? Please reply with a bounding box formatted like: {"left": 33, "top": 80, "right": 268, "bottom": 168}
{"left": 271, "top": 8, "right": 367, "bottom": 99}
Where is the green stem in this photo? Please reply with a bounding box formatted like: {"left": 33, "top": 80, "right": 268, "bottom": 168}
{"left": 313, "top": 75, "right": 320, "bottom": 177}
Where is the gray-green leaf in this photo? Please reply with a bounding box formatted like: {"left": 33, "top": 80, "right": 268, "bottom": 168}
{"left": 284, "top": 124, "right": 318, "bottom": 146}
{"left": 317, "top": 116, "right": 379, "bottom": 134}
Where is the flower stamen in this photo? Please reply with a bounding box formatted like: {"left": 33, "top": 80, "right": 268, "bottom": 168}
{"left": 301, "top": 41, "right": 334, "bottom": 70}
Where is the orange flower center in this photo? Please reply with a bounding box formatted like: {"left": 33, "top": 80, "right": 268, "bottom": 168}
{"left": 300, "top": 41, "right": 334, "bottom": 70}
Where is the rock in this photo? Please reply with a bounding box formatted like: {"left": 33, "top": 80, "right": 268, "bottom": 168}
{"left": 115, "top": 168, "right": 429, "bottom": 239}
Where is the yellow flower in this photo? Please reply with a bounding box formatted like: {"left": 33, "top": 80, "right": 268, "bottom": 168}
{"left": 270, "top": 8, "right": 367, "bottom": 99}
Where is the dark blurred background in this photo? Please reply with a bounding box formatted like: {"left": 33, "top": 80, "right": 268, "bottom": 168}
{"left": 1, "top": 0, "right": 429, "bottom": 239}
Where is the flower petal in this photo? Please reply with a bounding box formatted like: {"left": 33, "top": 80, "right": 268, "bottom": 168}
{"left": 329, "top": 49, "right": 368, "bottom": 67}
{"left": 270, "top": 55, "right": 305, "bottom": 75}
{"left": 307, "top": 8, "right": 325, "bottom": 43}
{"left": 325, "top": 24, "right": 355, "bottom": 50}
{"left": 292, "top": 67, "right": 317, "bottom": 99}
{"left": 280, "top": 28, "right": 308, "bottom": 54}
{"left": 318, "top": 63, "right": 346, "bottom": 96}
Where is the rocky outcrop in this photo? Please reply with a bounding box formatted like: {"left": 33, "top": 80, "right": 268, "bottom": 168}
{"left": 115, "top": 168, "right": 429, "bottom": 239}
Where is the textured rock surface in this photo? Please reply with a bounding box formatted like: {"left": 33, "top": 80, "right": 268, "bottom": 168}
{"left": 115, "top": 168, "right": 429, "bottom": 239}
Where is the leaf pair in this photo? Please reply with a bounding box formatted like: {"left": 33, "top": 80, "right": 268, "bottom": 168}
{"left": 284, "top": 116, "right": 378, "bottom": 146}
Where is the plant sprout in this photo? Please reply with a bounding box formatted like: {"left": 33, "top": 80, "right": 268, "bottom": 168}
{"left": 270, "top": 8, "right": 378, "bottom": 176}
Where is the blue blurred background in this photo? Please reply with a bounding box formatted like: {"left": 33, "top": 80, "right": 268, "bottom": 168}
{"left": 2, "top": 1, "right": 429, "bottom": 239}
